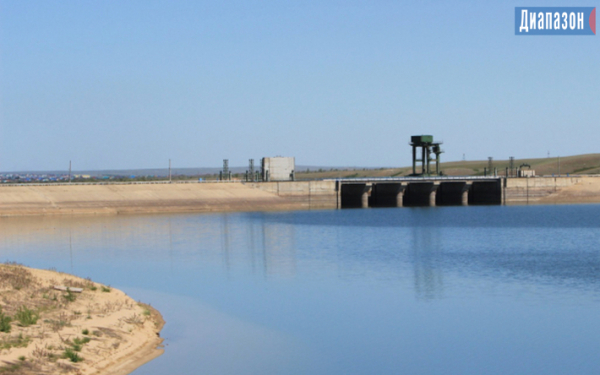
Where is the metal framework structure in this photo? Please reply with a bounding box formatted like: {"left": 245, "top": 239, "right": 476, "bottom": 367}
{"left": 219, "top": 159, "right": 231, "bottom": 181}
{"left": 248, "top": 159, "right": 254, "bottom": 182}
{"left": 410, "top": 135, "right": 443, "bottom": 176}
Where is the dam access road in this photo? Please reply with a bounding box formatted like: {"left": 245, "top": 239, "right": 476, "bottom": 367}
{"left": 0, "top": 175, "right": 599, "bottom": 217}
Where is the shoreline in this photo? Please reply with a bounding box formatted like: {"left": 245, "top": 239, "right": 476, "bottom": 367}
{"left": 0, "top": 265, "right": 165, "bottom": 375}
{"left": 96, "top": 304, "right": 165, "bottom": 375}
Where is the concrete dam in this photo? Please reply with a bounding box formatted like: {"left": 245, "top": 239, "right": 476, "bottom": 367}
{"left": 249, "top": 175, "right": 593, "bottom": 209}
{"left": 0, "top": 175, "right": 595, "bottom": 216}
{"left": 339, "top": 177, "right": 502, "bottom": 208}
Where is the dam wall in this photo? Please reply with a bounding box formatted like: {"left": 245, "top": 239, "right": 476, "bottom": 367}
{"left": 245, "top": 180, "right": 338, "bottom": 209}
{"left": 0, "top": 182, "right": 305, "bottom": 216}
{"left": 503, "top": 176, "right": 600, "bottom": 204}
{"left": 0, "top": 176, "right": 599, "bottom": 217}
{"left": 338, "top": 176, "right": 600, "bottom": 207}
{"left": 503, "top": 176, "right": 583, "bottom": 203}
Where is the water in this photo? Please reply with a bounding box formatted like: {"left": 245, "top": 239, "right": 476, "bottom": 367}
{"left": 1, "top": 205, "right": 600, "bottom": 375}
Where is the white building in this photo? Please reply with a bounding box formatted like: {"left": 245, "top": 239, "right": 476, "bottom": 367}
{"left": 262, "top": 157, "right": 295, "bottom": 181}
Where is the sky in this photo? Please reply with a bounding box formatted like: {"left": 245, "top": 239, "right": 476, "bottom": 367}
{"left": 0, "top": 0, "right": 598, "bottom": 172}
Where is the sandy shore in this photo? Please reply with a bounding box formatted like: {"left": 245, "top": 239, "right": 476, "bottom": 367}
{"left": 0, "top": 264, "right": 164, "bottom": 374}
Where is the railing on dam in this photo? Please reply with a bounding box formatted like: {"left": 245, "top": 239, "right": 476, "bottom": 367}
{"left": 327, "top": 176, "right": 502, "bottom": 183}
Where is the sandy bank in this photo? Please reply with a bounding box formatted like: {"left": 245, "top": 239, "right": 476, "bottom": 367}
{"left": 537, "top": 177, "right": 600, "bottom": 204}
{"left": 0, "top": 182, "right": 306, "bottom": 217}
{"left": 0, "top": 264, "right": 164, "bottom": 374}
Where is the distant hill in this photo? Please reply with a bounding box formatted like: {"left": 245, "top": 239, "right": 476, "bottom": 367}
{"left": 4, "top": 154, "right": 599, "bottom": 179}
{"left": 2, "top": 165, "right": 349, "bottom": 178}
{"left": 295, "top": 154, "right": 600, "bottom": 179}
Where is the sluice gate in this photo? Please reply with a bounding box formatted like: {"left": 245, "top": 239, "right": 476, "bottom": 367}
{"left": 337, "top": 177, "right": 502, "bottom": 208}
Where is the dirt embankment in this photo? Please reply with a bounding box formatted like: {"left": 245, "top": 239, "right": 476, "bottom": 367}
{"left": 0, "top": 264, "right": 164, "bottom": 374}
{"left": 0, "top": 182, "right": 303, "bottom": 216}
{"left": 538, "top": 177, "right": 600, "bottom": 204}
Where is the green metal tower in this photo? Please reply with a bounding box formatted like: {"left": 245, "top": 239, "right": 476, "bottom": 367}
{"left": 410, "top": 135, "right": 444, "bottom": 176}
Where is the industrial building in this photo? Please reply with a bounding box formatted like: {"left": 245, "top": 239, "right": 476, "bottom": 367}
{"left": 262, "top": 157, "right": 295, "bottom": 181}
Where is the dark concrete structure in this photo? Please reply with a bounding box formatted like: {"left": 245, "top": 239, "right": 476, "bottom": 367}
{"left": 338, "top": 177, "right": 502, "bottom": 208}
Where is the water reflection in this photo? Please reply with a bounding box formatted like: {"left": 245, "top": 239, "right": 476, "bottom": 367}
{"left": 262, "top": 222, "right": 296, "bottom": 278}
{"left": 2, "top": 208, "right": 600, "bottom": 375}
{"left": 410, "top": 225, "right": 443, "bottom": 300}
{"left": 2, "top": 208, "right": 600, "bottom": 292}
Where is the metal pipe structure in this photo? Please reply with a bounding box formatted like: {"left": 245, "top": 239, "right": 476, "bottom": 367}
{"left": 409, "top": 135, "right": 443, "bottom": 177}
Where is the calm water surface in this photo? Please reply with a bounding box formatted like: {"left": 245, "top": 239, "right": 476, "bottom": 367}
{"left": 1, "top": 205, "right": 600, "bottom": 375}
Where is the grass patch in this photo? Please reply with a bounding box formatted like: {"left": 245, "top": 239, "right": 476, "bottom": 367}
{"left": 0, "top": 364, "right": 22, "bottom": 373}
{"left": 0, "top": 308, "right": 12, "bottom": 333}
{"left": 44, "top": 318, "right": 70, "bottom": 332}
{"left": 63, "top": 348, "right": 83, "bottom": 363}
{"left": 63, "top": 290, "right": 77, "bottom": 302}
{"left": 0, "top": 334, "right": 30, "bottom": 350}
{"left": 101, "top": 286, "right": 111, "bottom": 293}
{"left": 14, "top": 306, "right": 39, "bottom": 327}
{"left": 0, "top": 263, "right": 32, "bottom": 291}
{"left": 82, "top": 329, "right": 89, "bottom": 335}
{"left": 73, "top": 337, "right": 90, "bottom": 346}
{"left": 573, "top": 165, "right": 600, "bottom": 173}
{"left": 63, "top": 336, "right": 91, "bottom": 361}
{"left": 123, "top": 313, "right": 143, "bottom": 326}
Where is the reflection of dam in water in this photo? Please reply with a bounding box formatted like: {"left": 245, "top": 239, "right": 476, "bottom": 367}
{"left": 219, "top": 214, "right": 297, "bottom": 278}
{"left": 410, "top": 225, "right": 443, "bottom": 300}
{"left": 3, "top": 207, "right": 599, "bottom": 301}
{"left": 0, "top": 214, "right": 299, "bottom": 279}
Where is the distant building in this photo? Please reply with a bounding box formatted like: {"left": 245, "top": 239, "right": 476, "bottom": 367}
{"left": 261, "top": 157, "right": 295, "bottom": 181}
{"left": 518, "top": 169, "right": 535, "bottom": 177}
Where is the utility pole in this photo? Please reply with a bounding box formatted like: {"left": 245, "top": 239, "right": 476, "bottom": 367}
{"left": 169, "top": 159, "right": 172, "bottom": 183}
{"left": 69, "top": 160, "right": 72, "bottom": 183}
{"left": 558, "top": 156, "right": 560, "bottom": 176}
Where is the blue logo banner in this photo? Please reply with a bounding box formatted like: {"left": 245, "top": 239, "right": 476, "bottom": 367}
{"left": 515, "top": 7, "right": 596, "bottom": 35}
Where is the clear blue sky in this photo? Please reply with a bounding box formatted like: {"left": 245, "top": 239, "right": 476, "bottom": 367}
{"left": 0, "top": 1, "right": 598, "bottom": 171}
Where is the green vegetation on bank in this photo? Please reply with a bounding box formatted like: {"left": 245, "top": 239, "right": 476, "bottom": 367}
{"left": 14, "top": 306, "right": 39, "bottom": 327}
